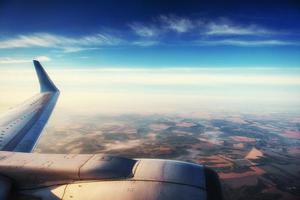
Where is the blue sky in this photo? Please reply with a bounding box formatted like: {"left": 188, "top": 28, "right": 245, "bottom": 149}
{"left": 0, "top": 0, "right": 300, "bottom": 68}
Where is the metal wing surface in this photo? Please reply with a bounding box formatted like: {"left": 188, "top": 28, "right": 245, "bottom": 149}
{"left": 0, "top": 60, "right": 59, "bottom": 152}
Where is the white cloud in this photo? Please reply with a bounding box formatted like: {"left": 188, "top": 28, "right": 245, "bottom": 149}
{"left": 129, "top": 15, "right": 276, "bottom": 37}
{"left": 0, "top": 16, "right": 295, "bottom": 50}
{"left": 132, "top": 40, "right": 159, "bottom": 47}
{"left": 129, "top": 15, "right": 194, "bottom": 36}
{"left": 34, "top": 56, "right": 51, "bottom": 61}
{"left": 159, "top": 15, "right": 194, "bottom": 33}
{"left": 61, "top": 47, "right": 99, "bottom": 53}
{"left": 130, "top": 15, "right": 280, "bottom": 38}
{"left": 129, "top": 23, "right": 159, "bottom": 37}
{"left": 0, "top": 58, "right": 31, "bottom": 64}
{"left": 205, "top": 22, "right": 272, "bottom": 35}
{"left": 0, "top": 56, "right": 51, "bottom": 64}
{"left": 196, "top": 39, "right": 296, "bottom": 46}
{"left": 0, "top": 33, "right": 123, "bottom": 52}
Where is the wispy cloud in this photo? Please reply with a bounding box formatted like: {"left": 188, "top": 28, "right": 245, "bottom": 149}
{"left": 129, "top": 23, "right": 159, "bottom": 37}
{"left": 0, "top": 56, "right": 51, "bottom": 64}
{"left": 132, "top": 40, "right": 159, "bottom": 47}
{"left": 0, "top": 33, "right": 123, "bottom": 52}
{"left": 129, "top": 15, "right": 277, "bottom": 37}
{"left": 195, "top": 39, "right": 297, "bottom": 46}
{"left": 0, "top": 16, "right": 297, "bottom": 51}
{"left": 205, "top": 22, "right": 273, "bottom": 36}
{"left": 159, "top": 15, "right": 194, "bottom": 33}
{"left": 128, "top": 15, "right": 299, "bottom": 47}
{"left": 61, "top": 47, "right": 99, "bottom": 53}
{"left": 129, "top": 15, "right": 195, "bottom": 36}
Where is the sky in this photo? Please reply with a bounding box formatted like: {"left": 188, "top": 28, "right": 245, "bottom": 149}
{"left": 0, "top": 0, "right": 299, "bottom": 68}
{"left": 0, "top": 0, "right": 300, "bottom": 115}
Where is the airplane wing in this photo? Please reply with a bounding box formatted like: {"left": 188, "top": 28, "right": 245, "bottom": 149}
{"left": 0, "top": 60, "right": 59, "bottom": 152}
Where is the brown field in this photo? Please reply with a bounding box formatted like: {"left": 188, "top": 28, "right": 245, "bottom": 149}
{"left": 222, "top": 175, "right": 259, "bottom": 188}
{"left": 245, "top": 147, "right": 263, "bottom": 159}
{"left": 263, "top": 186, "right": 299, "bottom": 200}
{"left": 230, "top": 136, "right": 256, "bottom": 142}
{"left": 288, "top": 147, "right": 300, "bottom": 156}
{"left": 175, "top": 121, "right": 196, "bottom": 127}
{"left": 283, "top": 130, "right": 300, "bottom": 139}
{"left": 197, "top": 155, "right": 233, "bottom": 168}
{"left": 233, "top": 143, "right": 244, "bottom": 149}
{"left": 219, "top": 166, "right": 265, "bottom": 179}
{"left": 149, "top": 123, "right": 170, "bottom": 131}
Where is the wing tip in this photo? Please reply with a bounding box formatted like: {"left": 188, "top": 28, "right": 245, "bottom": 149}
{"left": 33, "top": 60, "right": 59, "bottom": 93}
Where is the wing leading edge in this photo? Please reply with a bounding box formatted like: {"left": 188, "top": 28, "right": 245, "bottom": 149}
{"left": 0, "top": 60, "right": 59, "bottom": 152}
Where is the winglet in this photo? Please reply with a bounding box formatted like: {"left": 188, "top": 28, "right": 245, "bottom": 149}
{"left": 33, "top": 60, "right": 59, "bottom": 93}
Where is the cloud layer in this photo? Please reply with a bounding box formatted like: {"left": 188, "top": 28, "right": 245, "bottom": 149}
{"left": 196, "top": 39, "right": 296, "bottom": 46}
{"left": 0, "top": 33, "right": 123, "bottom": 52}
{"left": 159, "top": 15, "right": 194, "bottom": 33}
{"left": 129, "top": 15, "right": 279, "bottom": 36}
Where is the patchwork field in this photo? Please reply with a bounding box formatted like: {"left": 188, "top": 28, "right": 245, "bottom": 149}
{"left": 35, "top": 113, "right": 300, "bottom": 200}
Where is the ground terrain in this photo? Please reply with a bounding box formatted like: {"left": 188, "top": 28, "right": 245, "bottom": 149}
{"left": 35, "top": 113, "right": 300, "bottom": 200}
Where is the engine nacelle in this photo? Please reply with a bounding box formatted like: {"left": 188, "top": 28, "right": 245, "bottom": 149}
{"left": 0, "top": 152, "right": 222, "bottom": 200}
